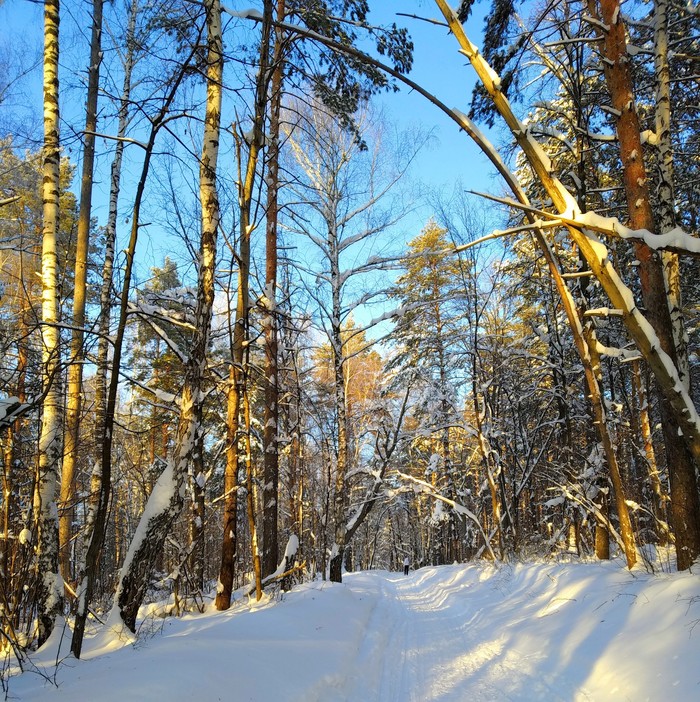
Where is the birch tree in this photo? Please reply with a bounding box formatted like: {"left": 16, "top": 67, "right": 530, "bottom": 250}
{"left": 109, "top": 0, "right": 222, "bottom": 632}
{"left": 285, "top": 103, "right": 415, "bottom": 582}
{"left": 36, "top": 0, "right": 64, "bottom": 647}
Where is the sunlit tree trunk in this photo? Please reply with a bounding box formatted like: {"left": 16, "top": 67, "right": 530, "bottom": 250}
{"left": 216, "top": 365, "right": 239, "bottom": 609}
{"left": 216, "top": 0, "right": 272, "bottom": 609}
{"left": 582, "top": 325, "right": 636, "bottom": 566}
{"left": 36, "top": 0, "right": 64, "bottom": 647}
{"left": 60, "top": 0, "right": 104, "bottom": 587}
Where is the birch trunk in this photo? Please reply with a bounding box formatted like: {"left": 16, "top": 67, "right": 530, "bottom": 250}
{"left": 37, "top": 0, "right": 64, "bottom": 647}
{"left": 329, "top": 228, "right": 349, "bottom": 583}
{"left": 654, "top": 0, "right": 688, "bottom": 388}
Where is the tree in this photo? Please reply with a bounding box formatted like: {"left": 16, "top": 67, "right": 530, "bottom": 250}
{"left": 36, "top": 0, "right": 64, "bottom": 647}
{"left": 390, "top": 221, "right": 467, "bottom": 562}
{"left": 60, "top": 0, "right": 104, "bottom": 586}
{"left": 109, "top": 0, "right": 222, "bottom": 633}
{"left": 215, "top": 0, "right": 273, "bottom": 611}
{"left": 232, "top": 0, "right": 415, "bottom": 581}
{"left": 284, "top": 101, "right": 414, "bottom": 581}
{"left": 435, "top": 0, "right": 699, "bottom": 568}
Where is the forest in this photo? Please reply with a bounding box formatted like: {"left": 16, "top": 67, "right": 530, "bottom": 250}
{"left": 0, "top": 0, "right": 699, "bottom": 665}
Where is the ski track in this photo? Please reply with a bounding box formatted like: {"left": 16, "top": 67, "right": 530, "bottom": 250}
{"left": 339, "top": 570, "right": 589, "bottom": 702}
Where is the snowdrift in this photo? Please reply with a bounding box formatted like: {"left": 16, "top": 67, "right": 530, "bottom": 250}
{"left": 9, "top": 560, "right": 700, "bottom": 701}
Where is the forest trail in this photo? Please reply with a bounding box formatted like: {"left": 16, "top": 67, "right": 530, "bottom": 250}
{"left": 332, "top": 569, "right": 588, "bottom": 702}
{"left": 10, "top": 562, "right": 700, "bottom": 701}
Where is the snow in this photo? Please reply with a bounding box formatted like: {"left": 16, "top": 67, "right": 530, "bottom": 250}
{"left": 222, "top": 6, "right": 263, "bottom": 21}
{"left": 9, "top": 561, "right": 700, "bottom": 701}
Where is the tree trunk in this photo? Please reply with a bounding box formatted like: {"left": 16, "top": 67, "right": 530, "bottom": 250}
{"left": 244, "top": 379, "right": 263, "bottom": 601}
{"left": 216, "top": 367, "right": 240, "bottom": 610}
{"left": 261, "top": 0, "right": 286, "bottom": 579}
{"left": 216, "top": 0, "right": 272, "bottom": 608}
{"left": 73, "top": 0, "right": 136, "bottom": 657}
{"left": 188, "top": 401, "right": 206, "bottom": 595}
{"left": 60, "top": 0, "right": 103, "bottom": 587}
{"left": 653, "top": 0, "right": 688, "bottom": 388}
{"left": 110, "top": 0, "right": 221, "bottom": 632}
{"left": 330, "top": 234, "right": 349, "bottom": 583}
{"left": 36, "top": 0, "right": 64, "bottom": 648}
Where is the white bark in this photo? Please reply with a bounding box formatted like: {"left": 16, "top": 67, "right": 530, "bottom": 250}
{"left": 37, "top": 0, "right": 64, "bottom": 647}
{"left": 654, "top": 0, "right": 689, "bottom": 390}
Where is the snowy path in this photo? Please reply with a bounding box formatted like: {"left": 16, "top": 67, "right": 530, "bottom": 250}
{"left": 10, "top": 562, "right": 700, "bottom": 701}
{"left": 328, "top": 570, "right": 586, "bottom": 702}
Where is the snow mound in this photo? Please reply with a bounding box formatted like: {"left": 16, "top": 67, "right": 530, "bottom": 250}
{"left": 8, "top": 561, "right": 700, "bottom": 701}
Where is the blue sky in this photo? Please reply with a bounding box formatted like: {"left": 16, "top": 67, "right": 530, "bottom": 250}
{"left": 1, "top": 0, "right": 504, "bottom": 275}
{"left": 372, "top": 2, "right": 495, "bottom": 192}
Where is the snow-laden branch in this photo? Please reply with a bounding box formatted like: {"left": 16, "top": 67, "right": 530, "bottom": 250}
{"left": 396, "top": 471, "right": 496, "bottom": 560}
{"left": 221, "top": 7, "right": 262, "bottom": 21}
{"left": 467, "top": 190, "right": 700, "bottom": 257}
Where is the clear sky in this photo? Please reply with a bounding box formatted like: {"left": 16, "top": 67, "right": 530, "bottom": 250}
{"left": 372, "top": 1, "right": 496, "bottom": 199}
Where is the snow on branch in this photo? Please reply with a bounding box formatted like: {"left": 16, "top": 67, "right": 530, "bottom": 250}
{"left": 396, "top": 471, "right": 496, "bottom": 560}
{"left": 222, "top": 7, "right": 263, "bottom": 21}
{"left": 469, "top": 191, "right": 700, "bottom": 257}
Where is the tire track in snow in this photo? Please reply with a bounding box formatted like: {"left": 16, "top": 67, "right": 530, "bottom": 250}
{"left": 340, "top": 569, "right": 585, "bottom": 702}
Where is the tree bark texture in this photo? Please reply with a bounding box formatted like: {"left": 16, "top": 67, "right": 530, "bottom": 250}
{"left": 261, "top": 0, "right": 286, "bottom": 579}
{"left": 36, "top": 0, "right": 64, "bottom": 648}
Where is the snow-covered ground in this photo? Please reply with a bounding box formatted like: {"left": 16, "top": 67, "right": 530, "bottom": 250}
{"left": 8, "top": 560, "right": 700, "bottom": 701}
